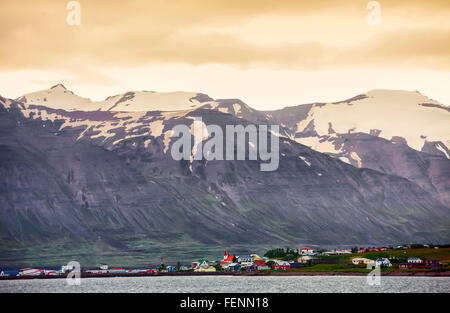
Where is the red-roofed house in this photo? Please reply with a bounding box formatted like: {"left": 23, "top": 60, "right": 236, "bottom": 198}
{"left": 274, "top": 260, "right": 290, "bottom": 271}
{"left": 220, "top": 250, "right": 235, "bottom": 268}
{"left": 300, "top": 247, "right": 314, "bottom": 255}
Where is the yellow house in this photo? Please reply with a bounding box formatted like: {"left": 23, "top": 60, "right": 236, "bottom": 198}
{"left": 194, "top": 266, "right": 216, "bottom": 272}
{"left": 250, "top": 254, "right": 262, "bottom": 260}
{"left": 352, "top": 258, "right": 373, "bottom": 265}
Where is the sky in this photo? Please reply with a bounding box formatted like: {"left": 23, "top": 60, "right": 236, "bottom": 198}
{"left": 0, "top": 0, "right": 449, "bottom": 110}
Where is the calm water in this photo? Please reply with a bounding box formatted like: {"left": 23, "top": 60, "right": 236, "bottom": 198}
{"left": 0, "top": 276, "right": 449, "bottom": 293}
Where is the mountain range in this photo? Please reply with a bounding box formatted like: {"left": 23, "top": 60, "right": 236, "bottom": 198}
{"left": 0, "top": 84, "right": 449, "bottom": 266}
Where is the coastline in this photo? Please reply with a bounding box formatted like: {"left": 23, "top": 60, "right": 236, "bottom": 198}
{"left": 1, "top": 270, "right": 449, "bottom": 281}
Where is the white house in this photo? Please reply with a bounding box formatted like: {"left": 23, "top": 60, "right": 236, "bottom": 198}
{"left": 335, "top": 249, "right": 352, "bottom": 255}
{"left": 375, "top": 258, "right": 392, "bottom": 267}
{"left": 298, "top": 255, "right": 314, "bottom": 263}
{"left": 18, "top": 268, "right": 44, "bottom": 276}
{"left": 61, "top": 264, "right": 75, "bottom": 273}
{"left": 238, "top": 255, "right": 255, "bottom": 263}
{"left": 407, "top": 257, "right": 423, "bottom": 263}
{"left": 192, "top": 259, "right": 209, "bottom": 269}
{"left": 274, "top": 260, "right": 291, "bottom": 266}
{"left": 240, "top": 261, "right": 254, "bottom": 267}
{"left": 299, "top": 247, "right": 314, "bottom": 255}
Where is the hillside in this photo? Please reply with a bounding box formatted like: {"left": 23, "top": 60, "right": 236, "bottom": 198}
{"left": 0, "top": 86, "right": 449, "bottom": 267}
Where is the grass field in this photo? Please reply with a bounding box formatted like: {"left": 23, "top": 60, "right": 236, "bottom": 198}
{"left": 320, "top": 248, "right": 450, "bottom": 265}
{"left": 271, "top": 248, "right": 450, "bottom": 273}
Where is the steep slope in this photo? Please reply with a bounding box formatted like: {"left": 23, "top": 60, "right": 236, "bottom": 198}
{"left": 261, "top": 90, "right": 450, "bottom": 205}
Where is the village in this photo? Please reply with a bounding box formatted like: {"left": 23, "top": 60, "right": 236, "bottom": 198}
{"left": 1, "top": 244, "right": 448, "bottom": 278}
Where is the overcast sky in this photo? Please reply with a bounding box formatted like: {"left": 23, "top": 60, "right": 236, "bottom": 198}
{"left": 0, "top": 0, "right": 449, "bottom": 110}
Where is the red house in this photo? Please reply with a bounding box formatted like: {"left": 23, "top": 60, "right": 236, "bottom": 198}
{"left": 253, "top": 260, "right": 267, "bottom": 266}
{"left": 220, "top": 250, "right": 235, "bottom": 268}
{"left": 223, "top": 250, "right": 234, "bottom": 262}
{"left": 274, "top": 261, "right": 290, "bottom": 271}
{"left": 424, "top": 259, "right": 443, "bottom": 269}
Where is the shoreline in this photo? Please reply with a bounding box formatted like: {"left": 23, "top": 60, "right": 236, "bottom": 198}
{"left": 1, "top": 270, "right": 449, "bottom": 280}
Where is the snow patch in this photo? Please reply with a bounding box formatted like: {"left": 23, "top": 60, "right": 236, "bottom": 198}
{"left": 163, "top": 130, "right": 174, "bottom": 153}
{"left": 436, "top": 143, "right": 449, "bottom": 159}
{"left": 298, "top": 156, "right": 311, "bottom": 167}
{"left": 149, "top": 120, "right": 164, "bottom": 138}
{"left": 350, "top": 151, "right": 362, "bottom": 168}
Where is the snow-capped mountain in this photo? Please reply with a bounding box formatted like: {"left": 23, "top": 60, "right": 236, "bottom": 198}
{"left": 15, "top": 84, "right": 216, "bottom": 112}
{"left": 0, "top": 85, "right": 449, "bottom": 266}
{"left": 274, "top": 89, "right": 449, "bottom": 159}
{"left": 5, "top": 85, "right": 450, "bottom": 191}
{"left": 5, "top": 85, "right": 450, "bottom": 201}
{"left": 261, "top": 90, "right": 450, "bottom": 204}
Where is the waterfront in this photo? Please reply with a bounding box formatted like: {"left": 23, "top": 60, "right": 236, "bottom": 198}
{"left": 1, "top": 276, "right": 449, "bottom": 293}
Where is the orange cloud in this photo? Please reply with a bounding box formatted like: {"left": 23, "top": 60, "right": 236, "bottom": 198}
{"left": 0, "top": 0, "right": 449, "bottom": 82}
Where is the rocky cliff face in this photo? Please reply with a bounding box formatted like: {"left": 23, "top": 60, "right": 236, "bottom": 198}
{"left": 0, "top": 87, "right": 449, "bottom": 266}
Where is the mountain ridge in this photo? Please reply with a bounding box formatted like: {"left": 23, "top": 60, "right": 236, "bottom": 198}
{"left": 0, "top": 86, "right": 449, "bottom": 266}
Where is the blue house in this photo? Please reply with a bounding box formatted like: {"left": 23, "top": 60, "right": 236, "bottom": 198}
{"left": 227, "top": 264, "right": 241, "bottom": 271}
{"left": 0, "top": 270, "right": 19, "bottom": 276}
{"left": 289, "top": 262, "right": 303, "bottom": 269}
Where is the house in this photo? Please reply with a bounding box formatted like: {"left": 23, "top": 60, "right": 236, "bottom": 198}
{"left": 220, "top": 250, "right": 235, "bottom": 268}
{"left": 399, "top": 262, "right": 424, "bottom": 269}
{"left": 321, "top": 249, "right": 351, "bottom": 255}
{"left": 274, "top": 260, "right": 290, "bottom": 271}
{"left": 238, "top": 256, "right": 254, "bottom": 267}
{"left": 298, "top": 255, "right": 314, "bottom": 263}
{"left": 192, "top": 259, "right": 209, "bottom": 269}
{"left": 126, "top": 269, "right": 144, "bottom": 274}
{"left": 99, "top": 264, "right": 108, "bottom": 270}
{"left": 108, "top": 268, "right": 126, "bottom": 273}
{"left": 179, "top": 266, "right": 189, "bottom": 271}
{"left": 352, "top": 258, "right": 373, "bottom": 265}
{"left": 226, "top": 263, "right": 242, "bottom": 271}
{"left": 0, "top": 270, "right": 19, "bottom": 277}
{"left": 400, "top": 259, "right": 442, "bottom": 269}
{"left": 399, "top": 263, "right": 412, "bottom": 269}
{"left": 424, "top": 259, "right": 443, "bottom": 269}
{"left": 238, "top": 255, "right": 255, "bottom": 263}
{"left": 252, "top": 260, "right": 269, "bottom": 270}
{"left": 375, "top": 258, "right": 392, "bottom": 267}
{"left": 299, "top": 247, "right": 314, "bottom": 255}
{"left": 194, "top": 266, "right": 216, "bottom": 272}
{"left": 193, "top": 259, "right": 215, "bottom": 272}
{"left": 223, "top": 250, "right": 234, "bottom": 262}
{"left": 289, "top": 262, "right": 302, "bottom": 269}
{"left": 85, "top": 269, "right": 107, "bottom": 274}
{"left": 407, "top": 257, "right": 423, "bottom": 263}
{"left": 18, "top": 268, "right": 44, "bottom": 276}
{"left": 274, "top": 263, "right": 290, "bottom": 271}
{"left": 335, "top": 249, "right": 352, "bottom": 255}
{"left": 250, "top": 254, "right": 262, "bottom": 260}
{"left": 61, "top": 264, "right": 75, "bottom": 273}
{"left": 257, "top": 265, "right": 269, "bottom": 270}
{"left": 166, "top": 266, "right": 176, "bottom": 272}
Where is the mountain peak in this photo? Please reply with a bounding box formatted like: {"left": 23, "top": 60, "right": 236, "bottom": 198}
{"left": 50, "top": 83, "right": 68, "bottom": 90}
{"left": 363, "top": 89, "right": 443, "bottom": 107}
